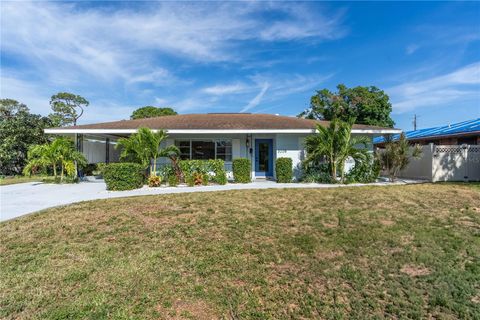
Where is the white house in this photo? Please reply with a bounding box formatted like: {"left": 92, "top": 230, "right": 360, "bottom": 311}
{"left": 45, "top": 113, "right": 401, "bottom": 180}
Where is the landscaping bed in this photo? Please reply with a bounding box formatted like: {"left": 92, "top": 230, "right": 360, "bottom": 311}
{"left": 1, "top": 184, "right": 479, "bottom": 319}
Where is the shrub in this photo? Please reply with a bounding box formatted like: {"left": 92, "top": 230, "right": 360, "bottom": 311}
{"left": 179, "top": 159, "right": 227, "bottom": 186}
{"left": 185, "top": 174, "right": 195, "bottom": 187}
{"left": 301, "top": 162, "right": 334, "bottom": 184}
{"left": 209, "top": 159, "right": 227, "bottom": 185}
{"left": 94, "top": 163, "right": 107, "bottom": 176}
{"left": 275, "top": 157, "right": 293, "bottom": 183}
{"left": 167, "top": 174, "right": 179, "bottom": 187}
{"left": 233, "top": 158, "right": 251, "bottom": 183}
{"left": 192, "top": 172, "right": 204, "bottom": 186}
{"left": 103, "top": 163, "right": 145, "bottom": 191}
{"left": 162, "top": 165, "right": 179, "bottom": 187}
{"left": 148, "top": 175, "right": 162, "bottom": 187}
{"left": 345, "top": 155, "right": 380, "bottom": 184}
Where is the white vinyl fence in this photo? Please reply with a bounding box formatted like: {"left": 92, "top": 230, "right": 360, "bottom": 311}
{"left": 385, "top": 144, "right": 480, "bottom": 182}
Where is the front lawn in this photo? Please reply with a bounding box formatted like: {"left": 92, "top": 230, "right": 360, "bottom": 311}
{"left": 1, "top": 184, "right": 479, "bottom": 319}
{"left": 0, "top": 175, "right": 46, "bottom": 186}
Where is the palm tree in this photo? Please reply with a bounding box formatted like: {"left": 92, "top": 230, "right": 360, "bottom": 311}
{"left": 23, "top": 137, "right": 86, "bottom": 182}
{"left": 303, "top": 118, "right": 369, "bottom": 183}
{"left": 23, "top": 144, "right": 58, "bottom": 178}
{"left": 116, "top": 127, "right": 179, "bottom": 176}
{"left": 52, "top": 138, "right": 86, "bottom": 182}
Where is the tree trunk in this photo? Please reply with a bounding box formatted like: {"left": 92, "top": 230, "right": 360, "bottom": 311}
{"left": 153, "top": 157, "right": 157, "bottom": 176}
{"left": 60, "top": 164, "right": 64, "bottom": 183}
{"left": 53, "top": 164, "right": 57, "bottom": 179}
{"left": 331, "top": 160, "right": 337, "bottom": 181}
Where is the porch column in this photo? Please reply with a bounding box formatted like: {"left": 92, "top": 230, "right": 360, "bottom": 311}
{"left": 105, "top": 137, "right": 110, "bottom": 164}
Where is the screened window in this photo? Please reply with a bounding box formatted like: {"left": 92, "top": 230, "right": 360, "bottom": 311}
{"left": 216, "top": 140, "right": 232, "bottom": 161}
{"left": 175, "top": 139, "right": 232, "bottom": 161}
{"left": 192, "top": 141, "right": 215, "bottom": 160}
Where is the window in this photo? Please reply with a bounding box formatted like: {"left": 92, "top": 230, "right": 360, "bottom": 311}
{"left": 177, "top": 141, "right": 191, "bottom": 160}
{"left": 175, "top": 139, "right": 232, "bottom": 161}
{"left": 192, "top": 141, "right": 215, "bottom": 160}
{"left": 216, "top": 140, "right": 232, "bottom": 161}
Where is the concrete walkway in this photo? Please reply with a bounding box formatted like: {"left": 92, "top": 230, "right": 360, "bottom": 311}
{"left": 0, "top": 179, "right": 423, "bottom": 222}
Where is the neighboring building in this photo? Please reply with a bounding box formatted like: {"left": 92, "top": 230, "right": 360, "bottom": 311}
{"left": 45, "top": 113, "right": 400, "bottom": 180}
{"left": 374, "top": 118, "right": 480, "bottom": 147}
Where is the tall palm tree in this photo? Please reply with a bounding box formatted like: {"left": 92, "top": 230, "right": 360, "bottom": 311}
{"left": 303, "top": 118, "right": 369, "bottom": 182}
{"left": 116, "top": 127, "right": 179, "bottom": 176}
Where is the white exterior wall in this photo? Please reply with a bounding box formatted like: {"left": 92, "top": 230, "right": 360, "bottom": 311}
{"left": 275, "top": 134, "right": 307, "bottom": 180}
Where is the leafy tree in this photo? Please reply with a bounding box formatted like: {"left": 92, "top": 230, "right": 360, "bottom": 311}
{"left": 299, "top": 84, "right": 395, "bottom": 128}
{"left": 116, "top": 127, "right": 179, "bottom": 176}
{"left": 377, "top": 133, "right": 422, "bottom": 182}
{"left": 49, "top": 92, "right": 89, "bottom": 126}
{"left": 0, "top": 99, "right": 52, "bottom": 175}
{"left": 23, "top": 137, "right": 87, "bottom": 182}
{"left": 130, "top": 106, "right": 177, "bottom": 120}
{"left": 0, "top": 99, "right": 29, "bottom": 118}
{"left": 303, "top": 118, "right": 370, "bottom": 182}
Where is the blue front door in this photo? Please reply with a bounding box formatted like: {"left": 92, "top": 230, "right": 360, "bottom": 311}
{"left": 255, "top": 139, "right": 273, "bottom": 177}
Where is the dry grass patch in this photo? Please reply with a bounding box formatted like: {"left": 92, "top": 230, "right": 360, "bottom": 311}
{"left": 1, "top": 183, "right": 479, "bottom": 319}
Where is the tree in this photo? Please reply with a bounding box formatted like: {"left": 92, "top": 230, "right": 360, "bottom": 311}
{"left": 23, "top": 137, "right": 87, "bottom": 182}
{"left": 377, "top": 133, "right": 422, "bottom": 182}
{"left": 0, "top": 99, "right": 52, "bottom": 175}
{"left": 0, "top": 99, "right": 29, "bottom": 118}
{"left": 116, "top": 127, "right": 179, "bottom": 176}
{"left": 130, "top": 106, "right": 177, "bottom": 120}
{"left": 303, "top": 118, "right": 370, "bottom": 183}
{"left": 299, "top": 84, "right": 395, "bottom": 128}
{"left": 49, "top": 92, "right": 89, "bottom": 126}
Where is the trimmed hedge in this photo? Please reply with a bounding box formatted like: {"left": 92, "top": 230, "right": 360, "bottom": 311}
{"left": 103, "top": 163, "right": 145, "bottom": 191}
{"left": 275, "top": 157, "right": 293, "bottom": 183}
{"left": 233, "top": 158, "right": 251, "bottom": 183}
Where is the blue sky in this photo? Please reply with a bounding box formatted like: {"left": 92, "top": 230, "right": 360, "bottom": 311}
{"left": 1, "top": 1, "right": 479, "bottom": 130}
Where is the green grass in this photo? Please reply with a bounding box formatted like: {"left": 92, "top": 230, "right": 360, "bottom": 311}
{"left": 0, "top": 175, "right": 47, "bottom": 186}
{"left": 1, "top": 184, "right": 479, "bottom": 319}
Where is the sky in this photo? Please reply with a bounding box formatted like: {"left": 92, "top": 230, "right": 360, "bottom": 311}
{"left": 1, "top": 1, "right": 479, "bottom": 130}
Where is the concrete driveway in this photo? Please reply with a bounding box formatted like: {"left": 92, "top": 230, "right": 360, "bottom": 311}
{"left": 0, "top": 179, "right": 422, "bottom": 222}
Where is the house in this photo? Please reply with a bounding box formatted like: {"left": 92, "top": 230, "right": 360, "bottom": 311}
{"left": 374, "top": 118, "right": 480, "bottom": 147}
{"left": 45, "top": 113, "right": 401, "bottom": 180}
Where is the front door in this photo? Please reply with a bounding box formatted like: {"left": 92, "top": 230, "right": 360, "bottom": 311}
{"left": 255, "top": 139, "right": 273, "bottom": 177}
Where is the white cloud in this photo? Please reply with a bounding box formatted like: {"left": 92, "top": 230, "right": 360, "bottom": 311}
{"left": 388, "top": 62, "right": 480, "bottom": 113}
{"left": 1, "top": 2, "right": 346, "bottom": 118}
{"left": 241, "top": 83, "right": 270, "bottom": 112}
{"left": 202, "top": 83, "right": 251, "bottom": 95}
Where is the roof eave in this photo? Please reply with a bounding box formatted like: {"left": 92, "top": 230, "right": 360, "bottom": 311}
{"left": 45, "top": 128, "right": 402, "bottom": 135}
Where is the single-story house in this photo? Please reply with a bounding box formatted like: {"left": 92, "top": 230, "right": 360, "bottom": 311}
{"left": 374, "top": 118, "right": 480, "bottom": 147}
{"left": 45, "top": 113, "right": 401, "bottom": 180}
